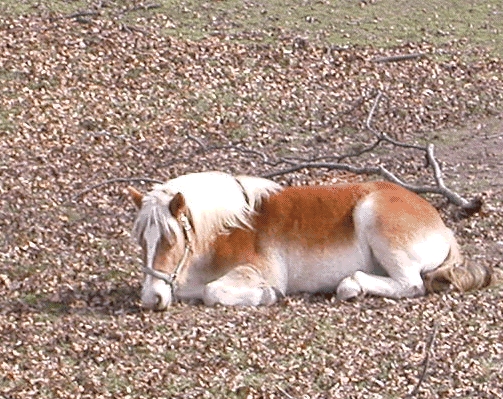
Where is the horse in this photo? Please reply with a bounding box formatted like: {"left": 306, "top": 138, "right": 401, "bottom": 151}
{"left": 127, "top": 171, "right": 495, "bottom": 310}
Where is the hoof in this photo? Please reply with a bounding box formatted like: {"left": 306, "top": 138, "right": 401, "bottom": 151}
{"left": 260, "top": 286, "right": 283, "bottom": 306}
{"left": 336, "top": 277, "right": 363, "bottom": 301}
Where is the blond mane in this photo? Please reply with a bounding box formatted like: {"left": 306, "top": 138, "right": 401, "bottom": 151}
{"left": 132, "top": 172, "right": 281, "bottom": 250}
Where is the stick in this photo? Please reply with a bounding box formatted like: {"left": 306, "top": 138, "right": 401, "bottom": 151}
{"left": 371, "top": 53, "right": 426, "bottom": 63}
{"left": 366, "top": 90, "right": 383, "bottom": 134}
{"left": 71, "top": 93, "right": 481, "bottom": 217}
{"left": 408, "top": 324, "right": 438, "bottom": 397}
{"left": 50, "top": 11, "right": 100, "bottom": 21}
{"left": 123, "top": 3, "right": 161, "bottom": 14}
{"left": 277, "top": 385, "right": 295, "bottom": 399}
{"left": 262, "top": 91, "right": 482, "bottom": 215}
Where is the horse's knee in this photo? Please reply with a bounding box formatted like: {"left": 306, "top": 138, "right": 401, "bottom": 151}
{"left": 203, "top": 265, "right": 281, "bottom": 306}
{"left": 202, "top": 282, "right": 222, "bottom": 306}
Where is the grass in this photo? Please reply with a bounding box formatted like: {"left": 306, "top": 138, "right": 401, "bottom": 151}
{"left": 0, "top": 110, "right": 15, "bottom": 135}
{"left": 1, "top": 1, "right": 502, "bottom": 55}
{"left": 155, "top": 0, "right": 503, "bottom": 54}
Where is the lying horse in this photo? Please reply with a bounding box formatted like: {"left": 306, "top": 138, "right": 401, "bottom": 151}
{"left": 128, "top": 171, "right": 494, "bottom": 310}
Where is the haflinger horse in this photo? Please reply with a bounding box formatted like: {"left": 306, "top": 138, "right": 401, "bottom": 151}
{"left": 128, "top": 171, "right": 494, "bottom": 310}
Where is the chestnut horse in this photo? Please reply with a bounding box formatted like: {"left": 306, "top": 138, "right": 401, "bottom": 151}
{"left": 128, "top": 171, "right": 493, "bottom": 310}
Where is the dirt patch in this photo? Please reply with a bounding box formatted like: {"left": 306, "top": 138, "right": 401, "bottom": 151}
{"left": 429, "top": 115, "right": 503, "bottom": 263}
{"left": 434, "top": 114, "right": 503, "bottom": 191}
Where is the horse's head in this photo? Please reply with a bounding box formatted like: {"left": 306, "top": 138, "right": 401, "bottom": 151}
{"left": 128, "top": 186, "right": 193, "bottom": 310}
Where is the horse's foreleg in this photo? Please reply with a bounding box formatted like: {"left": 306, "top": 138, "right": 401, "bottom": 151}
{"left": 203, "top": 264, "right": 281, "bottom": 306}
{"left": 337, "top": 271, "right": 425, "bottom": 300}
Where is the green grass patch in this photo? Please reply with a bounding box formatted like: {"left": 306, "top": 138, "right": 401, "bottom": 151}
{"left": 153, "top": 0, "right": 503, "bottom": 53}
{"left": 1, "top": 1, "right": 502, "bottom": 55}
{"left": 0, "top": 0, "right": 88, "bottom": 16}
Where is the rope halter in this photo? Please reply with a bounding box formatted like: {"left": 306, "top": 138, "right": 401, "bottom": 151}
{"left": 142, "top": 213, "right": 193, "bottom": 290}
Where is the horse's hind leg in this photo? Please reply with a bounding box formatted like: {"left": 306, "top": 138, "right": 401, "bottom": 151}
{"left": 203, "top": 264, "right": 281, "bottom": 306}
{"left": 337, "top": 268, "right": 425, "bottom": 300}
{"left": 337, "top": 238, "right": 430, "bottom": 300}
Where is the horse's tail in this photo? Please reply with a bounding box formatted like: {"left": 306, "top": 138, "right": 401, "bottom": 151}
{"left": 423, "top": 232, "right": 501, "bottom": 293}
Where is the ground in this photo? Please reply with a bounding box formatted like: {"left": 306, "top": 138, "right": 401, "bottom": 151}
{"left": 1, "top": 3, "right": 503, "bottom": 399}
{"left": 432, "top": 116, "right": 503, "bottom": 263}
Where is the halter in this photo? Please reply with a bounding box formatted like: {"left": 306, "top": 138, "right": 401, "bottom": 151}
{"left": 142, "top": 213, "right": 193, "bottom": 289}
{"left": 141, "top": 177, "right": 247, "bottom": 292}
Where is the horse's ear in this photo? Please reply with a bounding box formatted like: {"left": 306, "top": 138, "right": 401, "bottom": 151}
{"left": 127, "top": 186, "right": 144, "bottom": 209}
{"left": 169, "top": 192, "right": 187, "bottom": 217}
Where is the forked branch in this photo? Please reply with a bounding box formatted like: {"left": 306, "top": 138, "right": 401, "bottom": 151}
{"left": 73, "top": 92, "right": 482, "bottom": 218}
{"left": 262, "top": 91, "right": 482, "bottom": 217}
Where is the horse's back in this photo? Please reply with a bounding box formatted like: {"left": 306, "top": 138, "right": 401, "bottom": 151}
{"left": 252, "top": 182, "right": 453, "bottom": 293}
{"left": 256, "top": 181, "right": 448, "bottom": 244}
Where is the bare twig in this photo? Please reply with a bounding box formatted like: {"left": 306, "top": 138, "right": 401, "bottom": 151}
{"left": 366, "top": 91, "right": 424, "bottom": 150}
{"left": 120, "top": 24, "right": 150, "bottom": 35}
{"left": 485, "top": 132, "right": 503, "bottom": 140}
{"left": 163, "top": 134, "right": 273, "bottom": 167}
{"left": 52, "top": 2, "right": 160, "bottom": 23}
{"left": 186, "top": 134, "right": 209, "bottom": 151}
{"left": 408, "top": 323, "right": 438, "bottom": 397}
{"left": 72, "top": 92, "right": 481, "bottom": 217}
{"left": 366, "top": 90, "right": 384, "bottom": 134}
{"left": 276, "top": 385, "right": 295, "bottom": 399}
{"left": 123, "top": 3, "right": 161, "bottom": 15}
{"left": 427, "top": 143, "right": 445, "bottom": 188}
{"left": 50, "top": 10, "right": 100, "bottom": 21}
{"left": 167, "top": 134, "right": 207, "bottom": 156}
{"left": 371, "top": 53, "right": 426, "bottom": 63}
{"left": 72, "top": 177, "right": 164, "bottom": 201}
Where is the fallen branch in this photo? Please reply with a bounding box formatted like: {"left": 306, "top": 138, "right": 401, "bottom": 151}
{"left": 276, "top": 385, "right": 295, "bottom": 399}
{"left": 72, "top": 92, "right": 482, "bottom": 218}
{"left": 123, "top": 3, "right": 162, "bottom": 15}
{"left": 50, "top": 10, "right": 100, "bottom": 21}
{"left": 485, "top": 132, "right": 503, "bottom": 140}
{"left": 52, "top": 3, "right": 160, "bottom": 23}
{"left": 161, "top": 134, "right": 275, "bottom": 169}
{"left": 261, "top": 147, "right": 480, "bottom": 211}
{"left": 262, "top": 91, "right": 482, "bottom": 216}
{"left": 120, "top": 24, "right": 151, "bottom": 35}
{"left": 365, "top": 91, "right": 427, "bottom": 151}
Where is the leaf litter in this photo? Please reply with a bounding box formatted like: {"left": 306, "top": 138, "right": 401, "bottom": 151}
{"left": 1, "top": 14, "right": 503, "bottom": 399}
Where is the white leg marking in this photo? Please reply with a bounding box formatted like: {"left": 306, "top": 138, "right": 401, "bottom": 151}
{"left": 203, "top": 265, "right": 280, "bottom": 306}
{"left": 348, "top": 193, "right": 452, "bottom": 300}
{"left": 338, "top": 270, "right": 425, "bottom": 300}
{"left": 336, "top": 275, "right": 363, "bottom": 300}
